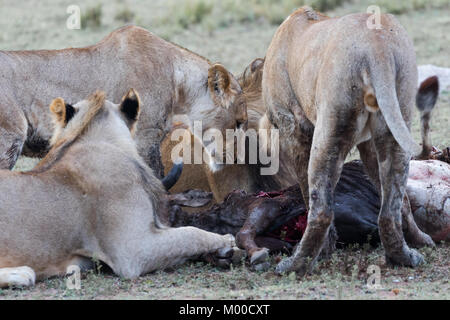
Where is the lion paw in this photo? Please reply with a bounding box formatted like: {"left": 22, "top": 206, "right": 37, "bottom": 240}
{"left": 275, "top": 256, "right": 295, "bottom": 275}
{"left": 275, "top": 256, "right": 311, "bottom": 277}
{"left": 408, "top": 231, "right": 435, "bottom": 249}
{"left": 0, "top": 266, "right": 36, "bottom": 288}
{"left": 251, "top": 261, "right": 271, "bottom": 272}
{"left": 223, "top": 234, "right": 236, "bottom": 248}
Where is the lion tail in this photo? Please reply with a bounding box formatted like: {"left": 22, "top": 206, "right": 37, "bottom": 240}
{"left": 367, "top": 60, "right": 422, "bottom": 156}
{"left": 416, "top": 76, "right": 439, "bottom": 159}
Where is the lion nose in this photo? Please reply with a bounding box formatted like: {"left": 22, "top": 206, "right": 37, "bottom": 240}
{"left": 236, "top": 119, "right": 248, "bottom": 131}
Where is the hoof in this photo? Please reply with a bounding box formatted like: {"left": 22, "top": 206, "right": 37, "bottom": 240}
{"left": 231, "top": 247, "right": 247, "bottom": 265}
{"left": 250, "top": 248, "right": 269, "bottom": 265}
{"left": 215, "top": 259, "right": 231, "bottom": 269}
{"left": 252, "top": 261, "right": 271, "bottom": 272}
{"left": 216, "top": 247, "right": 234, "bottom": 259}
{"left": 206, "top": 247, "right": 246, "bottom": 269}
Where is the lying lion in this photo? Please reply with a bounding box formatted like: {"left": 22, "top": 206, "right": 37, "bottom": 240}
{"left": 0, "top": 90, "right": 238, "bottom": 288}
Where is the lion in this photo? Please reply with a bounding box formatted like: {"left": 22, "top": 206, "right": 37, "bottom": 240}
{"left": 0, "top": 89, "right": 240, "bottom": 288}
{"left": 160, "top": 58, "right": 279, "bottom": 203}
{"left": 260, "top": 7, "right": 436, "bottom": 275}
{"left": 0, "top": 26, "right": 247, "bottom": 179}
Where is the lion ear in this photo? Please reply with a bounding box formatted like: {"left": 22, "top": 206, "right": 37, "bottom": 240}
{"left": 250, "top": 58, "right": 264, "bottom": 72}
{"left": 50, "top": 98, "right": 76, "bottom": 126}
{"left": 208, "top": 64, "right": 232, "bottom": 102}
{"left": 119, "top": 89, "right": 141, "bottom": 128}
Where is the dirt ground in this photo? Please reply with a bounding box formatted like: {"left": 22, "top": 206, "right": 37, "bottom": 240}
{"left": 2, "top": 244, "right": 448, "bottom": 300}
{"left": 1, "top": 0, "right": 449, "bottom": 299}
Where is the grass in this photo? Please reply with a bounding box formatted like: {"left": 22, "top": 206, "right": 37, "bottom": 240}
{"left": 81, "top": 4, "right": 102, "bottom": 29}
{"left": 1, "top": 243, "right": 448, "bottom": 299}
{"left": 162, "top": 0, "right": 352, "bottom": 33}
{"left": 115, "top": 7, "right": 135, "bottom": 23}
{"left": 0, "top": 0, "right": 449, "bottom": 299}
{"left": 375, "top": 0, "right": 450, "bottom": 15}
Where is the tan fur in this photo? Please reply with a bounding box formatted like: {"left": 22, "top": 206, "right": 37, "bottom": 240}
{"left": 0, "top": 90, "right": 236, "bottom": 288}
{"left": 49, "top": 98, "right": 66, "bottom": 124}
{"left": 160, "top": 58, "right": 299, "bottom": 201}
{"left": 161, "top": 59, "right": 267, "bottom": 201}
{"left": 261, "top": 7, "right": 429, "bottom": 274}
{"left": 0, "top": 26, "right": 246, "bottom": 176}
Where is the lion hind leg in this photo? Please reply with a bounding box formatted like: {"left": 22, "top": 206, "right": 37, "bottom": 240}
{"left": 357, "top": 139, "right": 433, "bottom": 248}
{"left": 276, "top": 109, "right": 356, "bottom": 275}
{"left": 401, "top": 193, "right": 435, "bottom": 248}
{"left": 0, "top": 266, "right": 36, "bottom": 288}
{"left": 368, "top": 114, "right": 425, "bottom": 267}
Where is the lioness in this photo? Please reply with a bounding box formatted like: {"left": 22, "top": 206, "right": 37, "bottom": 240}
{"left": 0, "top": 26, "right": 247, "bottom": 177}
{"left": 160, "top": 58, "right": 282, "bottom": 202}
{"left": 262, "top": 7, "right": 430, "bottom": 274}
{"left": 0, "top": 90, "right": 237, "bottom": 288}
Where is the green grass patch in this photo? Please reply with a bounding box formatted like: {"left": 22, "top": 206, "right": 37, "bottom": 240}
{"left": 375, "top": 0, "right": 450, "bottom": 15}
{"left": 163, "top": 0, "right": 352, "bottom": 32}
{"left": 115, "top": 7, "right": 135, "bottom": 23}
{"left": 81, "top": 4, "right": 102, "bottom": 29}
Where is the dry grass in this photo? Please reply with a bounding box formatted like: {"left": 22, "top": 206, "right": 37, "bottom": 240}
{"left": 163, "top": 0, "right": 350, "bottom": 32}
{"left": 375, "top": 0, "right": 450, "bottom": 15}
{"left": 81, "top": 4, "right": 103, "bottom": 29}
{"left": 1, "top": 243, "right": 448, "bottom": 299}
{"left": 114, "top": 7, "right": 135, "bottom": 23}
{"left": 0, "top": 0, "right": 449, "bottom": 299}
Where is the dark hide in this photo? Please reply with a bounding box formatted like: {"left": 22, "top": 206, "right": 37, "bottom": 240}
{"left": 167, "top": 161, "right": 381, "bottom": 257}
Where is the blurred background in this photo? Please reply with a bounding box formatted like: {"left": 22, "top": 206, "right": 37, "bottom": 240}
{"left": 0, "top": 0, "right": 448, "bottom": 169}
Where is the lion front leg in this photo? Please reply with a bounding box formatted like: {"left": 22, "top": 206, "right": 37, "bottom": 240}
{"left": 114, "top": 227, "right": 239, "bottom": 278}
{"left": 151, "top": 227, "right": 239, "bottom": 270}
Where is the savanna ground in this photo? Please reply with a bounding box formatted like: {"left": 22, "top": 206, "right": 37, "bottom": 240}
{"left": 0, "top": 0, "right": 449, "bottom": 299}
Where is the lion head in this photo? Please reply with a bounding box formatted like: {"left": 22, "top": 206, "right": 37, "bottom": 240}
{"left": 172, "top": 63, "right": 248, "bottom": 172}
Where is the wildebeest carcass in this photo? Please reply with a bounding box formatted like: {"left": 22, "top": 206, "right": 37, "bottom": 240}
{"left": 165, "top": 157, "right": 450, "bottom": 269}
